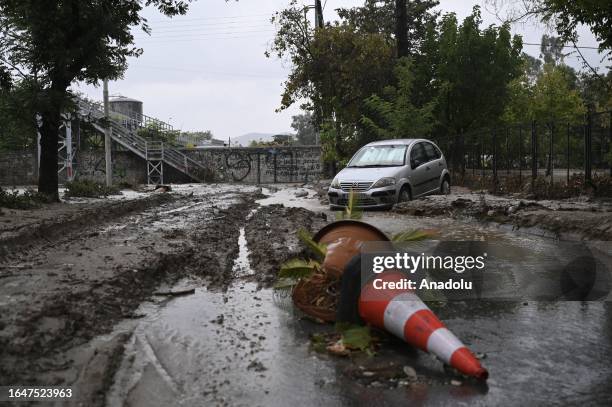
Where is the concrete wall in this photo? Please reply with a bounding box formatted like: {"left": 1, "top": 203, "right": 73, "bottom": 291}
{"left": 183, "top": 146, "right": 323, "bottom": 183}
{"left": 74, "top": 150, "right": 147, "bottom": 185}
{"left": 0, "top": 146, "right": 323, "bottom": 185}
{"left": 0, "top": 150, "right": 147, "bottom": 186}
{"left": 0, "top": 150, "right": 37, "bottom": 186}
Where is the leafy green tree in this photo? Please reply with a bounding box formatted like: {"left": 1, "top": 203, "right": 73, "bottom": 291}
{"left": 578, "top": 70, "right": 612, "bottom": 112}
{"left": 539, "top": 34, "right": 566, "bottom": 65}
{"left": 337, "top": 0, "right": 439, "bottom": 54}
{"left": 538, "top": 1, "right": 612, "bottom": 54}
{"left": 433, "top": 7, "right": 523, "bottom": 170}
{"left": 269, "top": 1, "right": 394, "bottom": 166}
{"left": 531, "top": 63, "right": 586, "bottom": 124}
{"left": 291, "top": 112, "right": 317, "bottom": 145}
{"left": 501, "top": 75, "right": 533, "bottom": 124}
{"left": 523, "top": 53, "right": 543, "bottom": 84}
{"left": 0, "top": 79, "right": 38, "bottom": 151}
{"left": 360, "top": 58, "right": 434, "bottom": 139}
{"left": 502, "top": 61, "right": 586, "bottom": 125}
{"left": 0, "top": 0, "right": 191, "bottom": 200}
{"left": 137, "top": 123, "right": 179, "bottom": 145}
{"left": 435, "top": 7, "right": 523, "bottom": 135}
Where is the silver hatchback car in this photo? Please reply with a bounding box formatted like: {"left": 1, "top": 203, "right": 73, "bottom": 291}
{"left": 328, "top": 139, "right": 450, "bottom": 209}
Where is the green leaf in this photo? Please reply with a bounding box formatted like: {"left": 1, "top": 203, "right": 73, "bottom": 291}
{"left": 310, "top": 333, "right": 328, "bottom": 353}
{"left": 297, "top": 229, "right": 327, "bottom": 260}
{"left": 273, "top": 277, "right": 300, "bottom": 290}
{"left": 278, "top": 258, "right": 319, "bottom": 280}
{"left": 339, "top": 324, "right": 373, "bottom": 351}
{"left": 336, "top": 190, "right": 363, "bottom": 221}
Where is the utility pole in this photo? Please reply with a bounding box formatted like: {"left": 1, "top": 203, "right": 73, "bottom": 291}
{"left": 103, "top": 79, "right": 112, "bottom": 187}
{"left": 395, "top": 0, "right": 408, "bottom": 58}
{"left": 314, "top": 0, "right": 324, "bottom": 29}
{"left": 314, "top": 0, "right": 323, "bottom": 146}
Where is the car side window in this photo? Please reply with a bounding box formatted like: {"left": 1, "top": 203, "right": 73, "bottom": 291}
{"left": 410, "top": 143, "right": 428, "bottom": 169}
{"left": 423, "top": 142, "right": 441, "bottom": 161}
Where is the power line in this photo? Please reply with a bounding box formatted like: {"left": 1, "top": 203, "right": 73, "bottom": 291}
{"left": 145, "top": 13, "right": 271, "bottom": 24}
{"left": 135, "top": 29, "right": 275, "bottom": 42}
{"left": 135, "top": 65, "right": 284, "bottom": 79}
{"left": 523, "top": 42, "right": 600, "bottom": 50}
{"left": 134, "top": 33, "right": 274, "bottom": 44}
{"left": 137, "top": 18, "right": 272, "bottom": 31}
{"left": 134, "top": 25, "right": 272, "bottom": 37}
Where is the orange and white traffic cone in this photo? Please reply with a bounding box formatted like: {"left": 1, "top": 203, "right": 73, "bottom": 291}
{"left": 358, "top": 270, "right": 488, "bottom": 380}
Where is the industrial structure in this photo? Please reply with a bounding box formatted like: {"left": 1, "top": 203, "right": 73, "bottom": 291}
{"left": 52, "top": 96, "right": 208, "bottom": 184}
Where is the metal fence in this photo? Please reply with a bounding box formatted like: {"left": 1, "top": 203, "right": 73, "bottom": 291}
{"left": 432, "top": 110, "right": 612, "bottom": 188}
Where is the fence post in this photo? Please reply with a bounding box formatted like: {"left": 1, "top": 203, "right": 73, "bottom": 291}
{"left": 518, "top": 126, "right": 523, "bottom": 185}
{"left": 566, "top": 123, "right": 570, "bottom": 185}
{"left": 480, "top": 134, "right": 485, "bottom": 179}
{"left": 273, "top": 149, "right": 278, "bottom": 184}
{"left": 609, "top": 112, "right": 612, "bottom": 177}
{"left": 549, "top": 122, "right": 554, "bottom": 185}
{"left": 506, "top": 128, "right": 510, "bottom": 175}
{"left": 472, "top": 144, "right": 476, "bottom": 178}
{"left": 492, "top": 128, "right": 498, "bottom": 191}
{"left": 585, "top": 113, "right": 592, "bottom": 183}
{"left": 257, "top": 151, "right": 261, "bottom": 184}
{"left": 531, "top": 121, "right": 537, "bottom": 189}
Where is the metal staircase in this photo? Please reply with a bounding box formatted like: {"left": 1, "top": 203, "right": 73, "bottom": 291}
{"left": 75, "top": 97, "right": 208, "bottom": 184}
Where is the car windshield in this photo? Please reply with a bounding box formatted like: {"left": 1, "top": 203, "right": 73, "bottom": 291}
{"left": 347, "top": 145, "right": 407, "bottom": 167}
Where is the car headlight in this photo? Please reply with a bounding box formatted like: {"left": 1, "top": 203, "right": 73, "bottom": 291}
{"left": 371, "top": 177, "right": 396, "bottom": 189}
{"left": 330, "top": 178, "right": 340, "bottom": 189}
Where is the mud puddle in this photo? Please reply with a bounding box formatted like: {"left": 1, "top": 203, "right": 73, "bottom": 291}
{"left": 257, "top": 186, "right": 327, "bottom": 213}
{"left": 103, "top": 213, "right": 345, "bottom": 407}
{"left": 12, "top": 184, "right": 609, "bottom": 406}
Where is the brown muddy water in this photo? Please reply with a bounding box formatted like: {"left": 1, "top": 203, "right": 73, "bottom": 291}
{"left": 81, "top": 186, "right": 612, "bottom": 406}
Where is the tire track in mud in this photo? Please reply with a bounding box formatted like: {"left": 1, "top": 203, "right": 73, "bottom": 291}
{"left": 244, "top": 204, "right": 329, "bottom": 288}
{"left": 0, "top": 191, "right": 257, "bottom": 395}
{"left": 0, "top": 193, "right": 175, "bottom": 261}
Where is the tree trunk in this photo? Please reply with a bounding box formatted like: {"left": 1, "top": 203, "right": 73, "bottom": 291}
{"left": 37, "top": 81, "right": 69, "bottom": 201}
{"left": 395, "top": 0, "right": 408, "bottom": 58}
{"left": 38, "top": 108, "right": 61, "bottom": 201}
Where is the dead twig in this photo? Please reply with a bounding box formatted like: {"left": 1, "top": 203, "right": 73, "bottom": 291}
{"left": 153, "top": 288, "right": 196, "bottom": 297}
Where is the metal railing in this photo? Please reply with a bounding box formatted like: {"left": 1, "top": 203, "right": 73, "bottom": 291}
{"left": 431, "top": 110, "right": 612, "bottom": 188}
{"left": 75, "top": 97, "right": 207, "bottom": 183}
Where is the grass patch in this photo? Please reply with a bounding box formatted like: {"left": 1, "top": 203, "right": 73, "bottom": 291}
{"left": 64, "top": 179, "right": 122, "bottom": 198}
{"left": 0, "top": 188, "right": 53, "bottom": 209}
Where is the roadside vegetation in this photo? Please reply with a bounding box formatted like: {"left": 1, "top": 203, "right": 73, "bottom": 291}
{"left": 0, "top": 188, "right": 52, "bottom": 209}
{"left": 64, "top": 179, "right": 121, "bottom": 198}
{"left": 0, "top": 0, "right": 609, "bottom": 199}
{"left": 269, "top": 0, "right": 611, "bottom": 173}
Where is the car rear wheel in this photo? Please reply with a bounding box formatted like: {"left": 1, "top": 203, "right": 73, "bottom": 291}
{"left": 441, "top": 178, "right": 451, "bottom": 195}
{"left": 397, "top": 185, "right": 412, "bottom": 203}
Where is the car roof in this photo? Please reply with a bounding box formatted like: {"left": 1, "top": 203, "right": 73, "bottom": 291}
{"left": 365, "top": 139, "right": 423, "bottom": 147}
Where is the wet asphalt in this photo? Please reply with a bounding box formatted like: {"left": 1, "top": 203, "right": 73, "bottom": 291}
{"left": 101, "top": 186, "right": 612, "bottom": 406}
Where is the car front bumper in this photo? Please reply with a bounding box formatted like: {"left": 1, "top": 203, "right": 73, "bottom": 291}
{"left": 327, "top": 186, "right": 397, "bottom": 208}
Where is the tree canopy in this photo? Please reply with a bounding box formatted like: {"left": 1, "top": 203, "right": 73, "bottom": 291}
{"left": 0, "top": 0, "right": 192, "bottom": 199}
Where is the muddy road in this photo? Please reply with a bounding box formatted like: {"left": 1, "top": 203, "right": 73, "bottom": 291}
{"left": 1, "top": 184, "right": 612, "bottom": 406}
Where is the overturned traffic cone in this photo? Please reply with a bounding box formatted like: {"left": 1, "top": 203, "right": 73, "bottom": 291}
{"left": 360, "top": 270, "right": 488, "bottom": 380}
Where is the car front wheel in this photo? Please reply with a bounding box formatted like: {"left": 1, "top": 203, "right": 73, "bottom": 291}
{"left": 397, "top": 185, "right": 412, "bottom": 203}
{"left": 441, "top": 178, "right": 451, "bottom": 195}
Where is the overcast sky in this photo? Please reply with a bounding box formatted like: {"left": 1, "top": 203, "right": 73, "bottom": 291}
{"left": 74, "top": 0, "right": 607, "bottom": 141}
